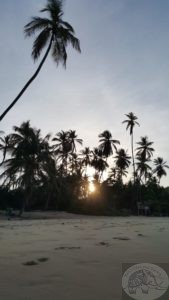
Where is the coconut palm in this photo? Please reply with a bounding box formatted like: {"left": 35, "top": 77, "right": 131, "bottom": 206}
{"left": 136, "top": 154, "right": 152, "bottom": 183}
{"left": 153, "top": 157, "right": 169, "bottom": 184}
{"left": 91, "top": 148, "right": 108, "bottom": 180}
{"left": 122, "top": 112, "right": 140, "bottom": 182}
{"left": 0, "top": 121, "right": 46, "bottom": 212}
{"left": 0, "top": 0, "right": 81, "bottom": 121}
{"left": 136, "top": 136, "right": 154, "bottom": 161}
{"left": 68, "top": 130, "right": 83, "bottom": 153}
{"left": 0, "top": 135, "right": 11, "bottom": 166}
{"left": 52, "top": 130, "right": 70, "bottom": 174}
{"left": 80, "top": 147, "right": 92, "bottom": 174}
{"left": 98, "top": 130, "right": 120, "bottom": 160}
{"left": 114, "top": 148, "right": 131, "bottom": 181}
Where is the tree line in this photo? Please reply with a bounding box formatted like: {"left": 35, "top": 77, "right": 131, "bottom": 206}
{"left": 0, "top": 113, "right": 169, "bottom": 216}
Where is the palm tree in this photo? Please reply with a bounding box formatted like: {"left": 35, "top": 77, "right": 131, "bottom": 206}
{"left": 52, "top": 130, "right": 70, "bottom": 174}
{"left": 0, "top": 0, "right": 81, "bottom": 121}
{"left": 81, "top": 147, "right": 92, "bottom": 174}
{"left": 98, "top": 130, "right": 120, "bottom": 160}
{"left": 136, "top": 154, "right": 152, "bottom": 183}
{"left": 91, "top": 148, "right": 108, "bottom": 180}
{"left": 114, "top": 148, "right": 131, "bottom": 181}
{"left": 153, "top": 157, "right": 169, "bottom": 184}
{"left": 68, "top": 130, "right": 83, "bottom": 153}
{"left": 0, "top": 121, "right": 45, "bottom": 212}
{"left": 122, "top": 112, "right": 140, "bottom": 183}
{"left": 136, "top": 136, "right": 154, "bottom": 161}
{"left": 0, "top": 135, "right": 11, "bottom": 166}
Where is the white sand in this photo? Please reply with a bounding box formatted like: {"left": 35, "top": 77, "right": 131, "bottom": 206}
{"left": 0, "top": 212, "right": 169, "bottom": 300}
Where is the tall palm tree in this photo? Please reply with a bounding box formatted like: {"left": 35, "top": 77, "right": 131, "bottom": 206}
{"left": 98, "top": 130, "right": 120, "bottom": 160}
{"left": 153, "top": 157, "right": 169, "bottom": 184}
{"left": 114, "top": 148, "right": 131, "bottom": 181}
{"left": 136, "top": 136, "right": 154, "bottom": 161}
{"left": 122, "top": 112, "right": 140, "bottom": 182}
{"left": 0, "top": 0, "right": 81, "bottom": 121}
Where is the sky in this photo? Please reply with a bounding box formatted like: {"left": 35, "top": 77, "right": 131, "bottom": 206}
{"left": 0, "top": 0, "right": 169, "bottom": 186}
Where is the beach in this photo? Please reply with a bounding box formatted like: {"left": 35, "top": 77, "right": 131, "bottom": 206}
{"left": 0, "top": 212, "right": 169, "bottom": 300}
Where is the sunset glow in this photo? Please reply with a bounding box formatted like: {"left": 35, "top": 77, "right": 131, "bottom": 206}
{"left": 89, "top": 182, "right": 95, "bottom": 193}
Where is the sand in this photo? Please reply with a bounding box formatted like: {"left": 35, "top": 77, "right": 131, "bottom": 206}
{"left": 0, "top": 212, "right": 169, "bottom": 300}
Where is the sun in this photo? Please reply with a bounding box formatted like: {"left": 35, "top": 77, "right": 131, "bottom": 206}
{"left": 89, "top": 182, "right": 96, "bottom": 193}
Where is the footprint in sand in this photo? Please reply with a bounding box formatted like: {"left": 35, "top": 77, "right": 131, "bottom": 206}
{"left": 37, "top": 257, "right": 49, "bottom": 262}
{"left": 113, "top": 236, "right": 130, "bottom": 241}
{"left": 22, "top": 260, "right": 39, "bottom": 266}
{"left": 98, "top": 241, "right": 110, "bottom": 247}
{"left": 55, "top": 246, "right": 81, "bottom": 250}
{"left": 23, "top": 257, "right": 49, "bottom": 266}
{"left": 137, "top": 233, "right": 146, "bottom": 237}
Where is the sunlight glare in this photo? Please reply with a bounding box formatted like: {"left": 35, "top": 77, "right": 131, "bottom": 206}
{"left": 89, "top": 182, "right": 95, "bottom": 193}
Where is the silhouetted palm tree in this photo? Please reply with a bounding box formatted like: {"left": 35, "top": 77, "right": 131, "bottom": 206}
{"left": 136, "top": 154, "right": 151, "bottom": 183}
{"left": 52, "top": 130, "right": 70, "bottom": 174}
{"left": 68, "top": 130, "right": 83, "bottom": 153}
{"left": 122, "top": 112, "right": 140, "bottom": 182}
{"left": 91, "top": 148, "right": 108, "bottom": 180}
{"left": 81, "top": 147, "right": 92, "bottom": 174}
{"left": 0, "top": 0, "right": 81, "bottom": 121}
{"left": 153, "top": 157, "right": 169, "bottom": 184}
{"left": 0, "top": 135, "right": 11, "bottom": 166}
{"left": 0, "top": 121, "right": 48, "bottom": 212}
{"left": 114, "top": 148, "right": 131, "bottom": 181}
{"left": 136, "top": 136, "right": 154, "bottom": 161}
{"left": 98, "top": 130, "right": 120, "bottom": 160}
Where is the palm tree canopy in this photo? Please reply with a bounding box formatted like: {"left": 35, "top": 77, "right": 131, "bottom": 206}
{"left": 136, "top": 136, "right": 154, "bottom": 160}
{"left": 68, "top": 130, "right": 83, "bottom": 153}
{"left": 114, "top": 148, "right": 131, "bottom": 171}
{"left": 153, "top": 157, "right": 169, "bottom": 181}
{"left": 81, "top": 147, "right": 92, "bottom": 167}
{"left": 24, "top": 0, "right": 81, "bottom": 66}
{"left": 99, "top": 130, "right": 120, "bottom": 158}
{"left": 122, "top": 112, "right": 140, "bottom": 135}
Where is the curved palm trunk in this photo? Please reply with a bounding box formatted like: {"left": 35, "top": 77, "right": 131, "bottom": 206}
{"left": 0, "top": 36, "right": 53, "bottom": 122}
{"left": 131, "top": 132, "right": 136, "bottom": 183}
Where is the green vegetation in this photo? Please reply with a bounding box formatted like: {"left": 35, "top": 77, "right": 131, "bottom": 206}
{"left": 0, "top": 113, "right": 169, "bottom": 216}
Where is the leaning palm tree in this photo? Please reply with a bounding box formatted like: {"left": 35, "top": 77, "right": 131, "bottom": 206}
{"left": 0, "top": 0, "right": 81, "bottom": 121}
{"left": 153, "top": 157, "right": 169, "bottom": 184}
{"left": 98, "top": 130, "right": 120, "bottom": 160}
{"left": 122, "top": 112, "right": 140, "bottom": 183}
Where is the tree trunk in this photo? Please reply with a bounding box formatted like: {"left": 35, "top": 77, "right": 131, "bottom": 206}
{"left": 0, "top": 36, "right": 53, "bottom": 122}
{"left": 131, "top": 132, "right": 136, "bottom": 183}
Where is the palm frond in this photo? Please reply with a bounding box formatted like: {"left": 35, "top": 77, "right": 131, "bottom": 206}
{"left": 32, "top": 28, "right": 51, "bottom": 60}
